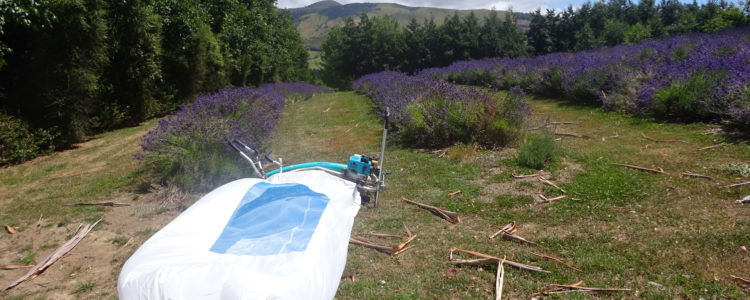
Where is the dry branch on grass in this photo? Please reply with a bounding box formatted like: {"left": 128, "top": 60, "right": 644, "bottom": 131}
{"left": 731, "top": 275, "right": 750, "bottom": 291}
{"left": 681, "top": 172, "right": 714, "bottom": 181}
{"left": 0, "top": 265, "right": 33, "bottom": 270}
{"left": 63, "top": 201, "right": 130, "bottom": 207}
{"left": 529, "top": 252, "right": 582, "bottom": 272}
{"left": 538, "top": 194, "right": 567, "bottom": 203}
{"left": 4, "top": 218, "right": 102, "bottom": 291}
{"left": 449, "top": 248, "right": 549, "bottom": 273}
{"left": 612, "top": 163, "right": 667, "bottom": 174}
{"left": 698, "top": 143, "right": 726, "bottom": 151}
{"left": 538, "top": 177, "right": 566, "bottom": 193}
{"left": 511, "top": 172, "right": 545, "bottom": 179}
{"left": 601, "top": 133, "right": 620, "bottom": 141}
{"left": 403, "top": 198, "right": 460, "bottom": 223}
{"left": 489, "top": 222, "right": 537, "bottom": 245}
{"left": 726, "top": 181, "right": 750, "bottom": 188}
{"left": 448, "top": 190, "right": 462, "bottom": 196}
{"left": 534, "top": 281, "right": 633, "bottom": 296}
{"left": 640, "top": 132, "right": 687, "bottom": 143}
{"left": 349, "top": 237, "right": 415, "bottom": 256}
{"left": 4, "top": 224, "right": 16, "bottom": 234}
{"left": 495, "top": 258, "right": 505, "bottom": 300}
{"left": 555, "top": 132, "right": 583, "bottom": 138}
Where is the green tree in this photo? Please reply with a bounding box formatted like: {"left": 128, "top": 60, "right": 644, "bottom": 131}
{"left": 106, "top": 0, "right": 163, "bottom": 126}
{"left": 624, "top": 22, "right": 652, "bottom": 43}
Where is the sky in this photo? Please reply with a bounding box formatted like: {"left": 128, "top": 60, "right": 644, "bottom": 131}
{"left": 276, "top": 0, "right": 710, "bottom": 13}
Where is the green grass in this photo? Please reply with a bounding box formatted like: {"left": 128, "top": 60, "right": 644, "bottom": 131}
{"left": 269, "top": 92, "right": 750, "bottom": 298}
{"left": 74, "top": 281, "right": 96, "bottom": 293}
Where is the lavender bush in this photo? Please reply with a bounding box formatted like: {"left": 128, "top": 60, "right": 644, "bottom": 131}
{"left": 353, "top": 72, "right": 529, "bottom": 148}
{"left": 140, "top": 83, "right": 329, "bottom": 191}
{"left": 418, "top": 27, "right": 750, "bottom": 130}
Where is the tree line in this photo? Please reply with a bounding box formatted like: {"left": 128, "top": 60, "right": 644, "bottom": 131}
{"left": 320, "top": 0, "right": 750, "bottom": 89}
{"left": 0, "top": 0, "right": 309, "bottom": 154}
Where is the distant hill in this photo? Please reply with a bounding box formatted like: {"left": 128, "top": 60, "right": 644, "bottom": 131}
{"left": 287, "top": 1, "right": 529, "bottom": 50}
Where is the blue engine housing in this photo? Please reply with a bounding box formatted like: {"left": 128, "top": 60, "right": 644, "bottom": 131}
{"left": 347, "top": 155, "right": 372, "bottom": 176}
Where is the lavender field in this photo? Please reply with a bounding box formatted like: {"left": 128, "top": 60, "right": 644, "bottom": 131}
{"left": 416, "top": 27, "right": 750, "bottom": 129}
{"left": 140, "top": 82, "right": 329, "bottom": 191}
{"left": 353, "top": 72, "right": 529, "bottom": 148}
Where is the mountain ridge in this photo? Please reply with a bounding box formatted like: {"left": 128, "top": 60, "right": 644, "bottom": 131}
{"left": 287, "top": 1, "right": 529, "bottom": 50}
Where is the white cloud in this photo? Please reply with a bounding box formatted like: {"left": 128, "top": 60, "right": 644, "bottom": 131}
{"left": 277, "top": 0, "right": 561, "bottom": 12}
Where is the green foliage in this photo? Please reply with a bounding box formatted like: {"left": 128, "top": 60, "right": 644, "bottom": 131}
{"left": 321, "top": 14, "right": 404, "bottom": 89}
{"left": 624, "top": 22, "right": 652, "bottom": 44}
{"left": 0, "top": 113, "right": 55, "bottom": 165}
{"left": 652, "top": 71, "right": 719, "bottom": 121}
{"left": 0, "top": 0, "right": 310, "bottom": 165}
{"left": 516, "top": 133, "right": 558, "bottom": 170}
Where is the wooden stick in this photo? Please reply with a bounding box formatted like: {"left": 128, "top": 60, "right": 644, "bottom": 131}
{"left": 731, "top": 275, "right": 750, "bottom": 291}
{"left": 640, "top": 132, "right": 687, "bottom": 143}
{"left": 4, "top": 219, "right": 102, "bottom": 291}
{"left": 726, "top": 181, "right": 750, "bottom": 188}
{"left": 548, "top": 284, "right": 633, "bottom": 293}
{"left": 449, "top": 248, "right": 549, "bottom": 273}
{"left": 540, "top": 195, "right": 567, "bottom": 203}
{"left": 698, "top": 143, "right": 726, "bottom": 151}
{"left": 539, "top": 177, "right": 566, "bottom": 193}
{"left": 350, "top": 233, "right": 417, "bottom": 256}
{"left": 4, "top": 224, "right": 16, "bottom": 234}
{"left": 63, "top": 202, "right": 130, "bottom": 207}
{"left": 349, "top": 237, "right": 393, "bottom": 254}
{"left": 555, "top": 132, "right": 582, "bottom": 138}
{"left": 363, "top": 232, "right": 403, "bottom": 239}
{"left": 511, "top": 172, "right": 545, "bottom": 179}
{"left": 612, "top": 163, "right": 666, "bottom": 174}
{"left": 0, "top": 265, "right": 34, "bottom": 270}
{"left": 403, "top": 198, "right": 460, "bottom": 223}
{"left": 529, "top": 252, "right": 582, "bottom": 272}
{"left": 495, "top": 258, "right": 505, "bottom": 300}
{"left": 490, "top": 222, "right": 537, "bottom": 245}
{"left": 403, "top": 223, "right": 412, "bottom": 237}
{"left": 532, "top": 281, "right": 585, "bottom": 296}
{"left": 448, "top": 190, "right": 462, "bottom": 197}
{"left": 681, "top": 172, "right": 714, "bottom": 181}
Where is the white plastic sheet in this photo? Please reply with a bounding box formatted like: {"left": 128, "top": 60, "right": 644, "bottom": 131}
{"left": 118, "top": 170, "right": 361, "bottom": 299}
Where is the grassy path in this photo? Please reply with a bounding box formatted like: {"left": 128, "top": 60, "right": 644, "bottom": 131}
{"left": 0, "top": 91, "right": 748, "bottom": 299}
{"left": 272, "top": 93, "right": 750, "bottom": 299}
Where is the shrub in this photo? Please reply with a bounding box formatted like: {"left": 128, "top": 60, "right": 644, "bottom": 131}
{"left": 353, "top": 72, "right": 528, "bottom": 148}
{"left": 139, "top": 84, "right": 329, "bottom": 191}
{"left": 651, "top": 71, "right": 719, "bottom": 121}
{"left": 0, "top": 114, "right": 56, "bottom": 165}
{"left": 516, "top": 133, "right": 558, "bottom": 170}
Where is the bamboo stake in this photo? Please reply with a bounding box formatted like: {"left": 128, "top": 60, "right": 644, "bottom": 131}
{"left": 5, "top": 218, "right": 102, "bottom": 291}
{"left": 681, "top": 172, "right": 714, "bottom": 181}
{"left": 63, "top": 202, "right": 130, "bottom": 207}
{"left": 726, "top": 181, "right": 750, "bottom": 188}
{"left": 403, "top": 198, "right": 460, "bottom": 223}
{"left": 612, "top": 163, "right": 666, "bottom": 174}
{"left": 529, "top": 252, "right": 582, "bottom": 272}
{"left": 449, "top": 248, "right": 549, "bottom": 273}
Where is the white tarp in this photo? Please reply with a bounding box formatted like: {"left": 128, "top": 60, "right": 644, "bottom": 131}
{"left": 118, "top": 170, "right": 361, "bottom": 300}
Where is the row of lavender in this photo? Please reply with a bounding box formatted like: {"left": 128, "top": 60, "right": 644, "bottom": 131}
{"left": 140, "top": 83, "right": 329, "bottom": 191}
{"left": 418, "top": 27, "right": 750, "bottom": 128}
{"left": 353, "top": 72, "right": 529, "bottom": 148}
